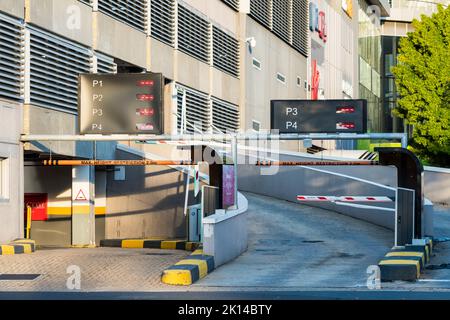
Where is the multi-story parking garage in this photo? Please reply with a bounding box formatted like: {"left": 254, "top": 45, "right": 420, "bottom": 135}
{"left": 0, "top": 0, "right": 312, "bottom": 246}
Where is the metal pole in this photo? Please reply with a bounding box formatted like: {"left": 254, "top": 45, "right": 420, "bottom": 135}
{"left": 232, "top": 135, "right": 238, "bottom": 209}
{"left": 401, "top": 134, "right": 408, "bottom": 149}
{"left": 43, "top": 160, "right": 197, "bottom": 166}
{"left": 256, "top": 160, "right": 380, "bottom": 166}
{"left": 42, "top": 159, "right": 381, "bottom": 166}
{"left": 184, "top": 166, "right": 191, "bottom": 217}
{"left": 20, "top": 132, "right": 408, "bottom": 142}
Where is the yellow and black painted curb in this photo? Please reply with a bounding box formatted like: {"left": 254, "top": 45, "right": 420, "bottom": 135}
{"left": 0, "top": 239, "right": 36, "bottom": 256}
{"left": 100, "top": 239, "right": 200, "bottom": 251}
{"left": 161, "top": 249, "right": 215, "bottom": 286}
{"left": 378, "top": 238, "right": 434, "bottom": 282}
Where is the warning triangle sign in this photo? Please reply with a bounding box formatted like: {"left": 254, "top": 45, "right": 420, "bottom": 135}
{"left": 75, "top": 189, "right": 87, "bottom": 201}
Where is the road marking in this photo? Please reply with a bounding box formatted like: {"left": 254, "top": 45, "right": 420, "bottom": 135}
{"left": 418, "top": 279, "right": 450, "bottom": 282}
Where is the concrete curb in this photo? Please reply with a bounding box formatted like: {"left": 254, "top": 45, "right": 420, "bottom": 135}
{"left": 379, "top": 238, "right": 433, "bottom": 282}
{"left": 0, "top": 239, "right": 36, "bottom": 255}
{"left": 99, "top": 239, "right": 200, "bottom": 251}
{"left": 161, "top": 249, "right": 215, "bottom": 286}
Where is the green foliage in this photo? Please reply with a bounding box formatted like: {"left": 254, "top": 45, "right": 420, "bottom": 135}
{"left": 392, "top": 5, "right": 450, "bottom": 167}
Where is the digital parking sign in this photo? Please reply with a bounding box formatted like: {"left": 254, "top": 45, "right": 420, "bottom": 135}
{"left": 78, "top": 73, "right": 164, "bottom": 135}
{"left": 270, "top": 99, "right": 367, "bottom": 134}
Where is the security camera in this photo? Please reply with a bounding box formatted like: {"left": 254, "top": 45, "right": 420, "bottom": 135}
{"left": 246, "top": 37, "right": 257, "bottom": 48}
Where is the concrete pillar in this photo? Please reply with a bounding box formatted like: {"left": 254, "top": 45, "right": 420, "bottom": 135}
{"left": 72, "top": 166, "right": 95, "bottom": 246}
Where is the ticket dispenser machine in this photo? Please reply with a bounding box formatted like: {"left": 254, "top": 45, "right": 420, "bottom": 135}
{"left": 188, "top": 204, "right": 202, "bottom": 242}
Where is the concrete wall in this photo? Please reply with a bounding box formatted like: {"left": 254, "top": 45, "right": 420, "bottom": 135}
{"left": 23, "top": 105, "right": 77, "bottom": 157}
{"left": 24, "top": 166, "right": 72, "bottom": 246}
{"left": 245, "top": 17, "right": 309, "bottom": 129}
{"left": 424, "top": 167, "right": 450, "bottom": 206}
{"left": 104, "top": 148, "right": 197, "bottom": 239}
{"left": 94, "top": 12, "right": 147, "bottom": 68}
{"left": 0, "top": 0, "right": 24, "bottom": 19}
{"left": 0, "top": 99, "right": 23, "bottom": 243}
{"left": 238, "top": 159, "right": 397, "bottom": 231}
{"left": 244, "top": 17, "right": 308, "bottom": 151}
{"left": 238, "top": 148, "right": 443, "bottom": 235}
{"left": 203, "top": 192, "right": 249, "bottom": 267}
{"left": 27, "top": 0, "right": 93, "bottom": 47}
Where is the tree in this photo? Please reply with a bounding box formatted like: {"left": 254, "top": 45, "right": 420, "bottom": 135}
{"left": 392, "top": 5, "right": 450, "bottom": 166}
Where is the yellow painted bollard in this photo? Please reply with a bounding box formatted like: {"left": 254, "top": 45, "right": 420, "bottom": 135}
{"left": 26, "top": 206, "right": 32, "bottom": 239}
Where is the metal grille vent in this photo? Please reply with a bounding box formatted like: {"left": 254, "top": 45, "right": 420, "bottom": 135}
{"left": 177, "top": 4, "right": 211, "bottom": 64}
{"left": 95, "top": 51, "right": 117, "bottom": 74}
{"left": 28, "top": 25, "right": 91, "bottom": 113}
{"left": 213, "top": 26, "right": 239, "bottom": 78}
{"left": 222, "top": 0, "right": 240, "bottom": 11}
{"left": 97, "top": 0, "right": 146, "bottom": 32}
{"left": 151, "top": 0, "right": 175, "bottom": 46}
{"left": 211, "top": 97, "right": 239, "bottom": 132}
{"left": 176, "top": 84, "right": 210, "bottom": 133}
{"left": 78, "top": 0, "right": 92, "bottom": 5}
{"left": 250, "top": 0, "right": 272, "bottom": 29}
{"left": 0, "top": 13, "right": 24, "bottom": 102}
{"left": 272, "top": 0, "right": 291, "bottom": 44}
{"left": 292, "top": 0, "right": 308, "bottom": 57}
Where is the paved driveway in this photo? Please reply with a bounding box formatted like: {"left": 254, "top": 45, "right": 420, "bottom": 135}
{"left": 194, "top": 192, "right": 393, "bottom": 289}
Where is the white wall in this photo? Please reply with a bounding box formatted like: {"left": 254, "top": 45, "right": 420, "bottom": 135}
{"left": 0, "top": 99, "right": 23, "bottom": 242}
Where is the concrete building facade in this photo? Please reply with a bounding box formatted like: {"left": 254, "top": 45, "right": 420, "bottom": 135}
{"left": 0, "top": 0, "right": 311, "bottom": 245}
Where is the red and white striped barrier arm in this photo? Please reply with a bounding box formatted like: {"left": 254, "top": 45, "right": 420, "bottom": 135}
{"left": 296, "top": 196, "right": 393, "bottom": 202}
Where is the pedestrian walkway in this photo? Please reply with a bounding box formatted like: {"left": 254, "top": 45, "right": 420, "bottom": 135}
{"left": 0, "top": 247, "right": 189, "bottom": 291}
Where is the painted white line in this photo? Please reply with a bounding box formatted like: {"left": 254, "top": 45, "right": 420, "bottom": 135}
{"left": 418, "top": 279, "right": 450, "bottom": 282}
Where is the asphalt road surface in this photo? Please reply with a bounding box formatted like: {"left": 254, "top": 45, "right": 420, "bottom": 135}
{"left": 1, "top": 192, "right": 450, "bottom": 299}
{"left": 194, "top": 192, "right": 393, "bottom": 289}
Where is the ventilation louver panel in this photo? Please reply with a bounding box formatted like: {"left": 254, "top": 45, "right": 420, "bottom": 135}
{"left": 151, "top": 0, "right": 175, "bottom": 46}
{"left": 212, "top": 97, "right": 239, "bottom": 133}
{"left": 177, "top": 4, "right": 210, "bottom": 64}
{"left": 250, "top": 0, "right": 271, "bottom": 29}
{"left": 96, "top": 52, "right": 117, "bottom": 74}
{"left": 292, "top": 0, "right": 309, "bottom": 57}
{"left": 176, "top": 84, "right": 210, "bottom": 133}
{"left": 213, "top": 26, "right": 239, "bottom": 78}
{"left": 0, "top": 13, "right": 24, "bottom": 102}
{"left": 28, "top": 25, "right": 91, "bottom": 113}
{"left": 97, "top": 0, "right": 146, "bottom": 32}
{"left": 78, "top": 0, "right": 92, "bottom": 6}
{"left": 272, "top": 0, "right": 291, "bottom": 45}
{"left": 222, "top": 0, "right": 240, "bottom": 11}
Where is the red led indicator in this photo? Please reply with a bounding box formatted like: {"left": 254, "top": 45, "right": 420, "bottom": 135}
{"left": 136, "top": 123, "right": 154, "bottom": 131}
{"left": 136, "top": 108, "right": 155, "bottom": 116}
{"left": 137, "top": 80, "right": 155, "bottom": 87}
{"left": 336, "top": 122, "right": 356, "bottom": 130}
{"left": 136, "top": 94, "right": 154, "bottom": 102}
{"left": 336, "top": 106, "right": 355, "bottom": 114}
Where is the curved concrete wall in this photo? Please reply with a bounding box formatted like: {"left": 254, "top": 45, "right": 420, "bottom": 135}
{"left": 424, "top": 167, "right": 450, "bottom": 206}
{"left": 238, "top": 161, "right": 397, "bottom": 231}
{"left": 238, "top": 148, "right": 441, "bottom": 236}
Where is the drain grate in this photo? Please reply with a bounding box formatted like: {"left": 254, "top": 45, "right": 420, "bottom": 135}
{"left": 0, "top": 274, "right": 41, "bottom": 281}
